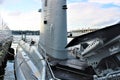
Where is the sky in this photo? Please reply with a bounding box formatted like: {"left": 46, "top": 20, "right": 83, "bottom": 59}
{"left": 0, "top": 0, "right": 120, "bottom": 31}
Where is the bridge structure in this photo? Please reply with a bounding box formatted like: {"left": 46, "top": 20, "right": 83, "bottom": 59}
{"left": 12, "top": 30, "right": 40, "bottom": 35}
{"left": 68, "top": 29, "right": 98, "bottom": 38}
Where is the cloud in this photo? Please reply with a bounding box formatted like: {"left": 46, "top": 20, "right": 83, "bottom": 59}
{"left": 8, "top": 11, "right": 22, "bottom": 16}
{"left": 1, "top": 0, "right": 120, "bottom": 31}
{"left": 33, "top": 0, "right": 41, "bottom": 3}
{"left": 88, "top": 0, "right": 120, "bottom": 6}
{"left": 0, "top": 0, "right": 4, "bottom": 4}
{"left": 67, "top": 2, "right": 120, "bottom": 31}
{"left": 1, "top": 10, "right": 41, "bottom": 30}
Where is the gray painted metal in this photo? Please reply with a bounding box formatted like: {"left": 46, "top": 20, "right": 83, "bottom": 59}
{"left": 15, "top": 40, "right": 46, "bottom": 80}
{"left": 14, "top": 0, "right": 120, "bottom": 80}
{"left": 39, "top": 0, "right": 67, "bottom": 59}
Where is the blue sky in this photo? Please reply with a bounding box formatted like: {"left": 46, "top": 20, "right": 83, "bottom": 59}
{"left": 0, "top": 0, "right": 120, "bottom": 30}
{"left": 1, "top": 0, "right": 41, "bottom": 12}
